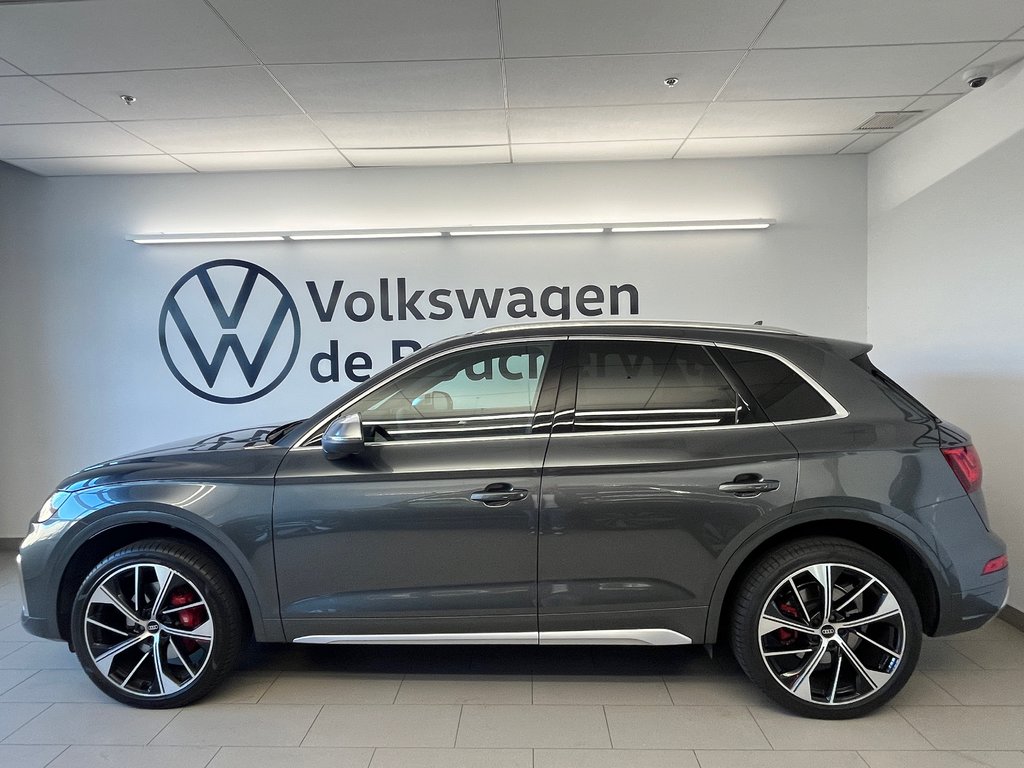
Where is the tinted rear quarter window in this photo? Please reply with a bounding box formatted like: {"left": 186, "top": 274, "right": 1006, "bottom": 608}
{"left": 720, "top": 347, "right": 835, "bottom": 422}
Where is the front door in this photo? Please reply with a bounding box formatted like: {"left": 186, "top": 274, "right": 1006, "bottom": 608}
{"left": 273, "top": 339, "right": 561, "bottom": 641}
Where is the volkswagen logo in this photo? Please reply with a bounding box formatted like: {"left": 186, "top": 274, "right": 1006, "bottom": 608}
{"left": 159, "top": 260, "right": 301, "bottom": 404}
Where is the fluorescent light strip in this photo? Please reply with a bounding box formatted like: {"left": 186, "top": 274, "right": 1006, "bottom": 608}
{"left": 291, "top": 232, "right": 443, "bottom": 240}
{"left": 131, "top": 235, "right": 284, "bottom": 244}
{"left": 449, "top": 228, "right": 605, "bottom": 237}
{"left": 611, "top": 220, "right": 772, "bottom": 233}
{"left": 128, "top": 220, "right": 774, "bottom": 244}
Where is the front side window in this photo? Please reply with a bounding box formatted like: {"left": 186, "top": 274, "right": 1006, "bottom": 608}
{"left": 345, "top": 343, "right": 552, "bottom": 441}
{"left": 572, "top": 340, "right": 746, "bottom": 431}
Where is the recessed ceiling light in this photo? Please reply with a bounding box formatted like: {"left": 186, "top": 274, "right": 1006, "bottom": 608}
{"left": 663, "top": 77, "right": 679, "bottom": 87}
{"left": 120, "top": 94, "right": 136, "bottom": 106}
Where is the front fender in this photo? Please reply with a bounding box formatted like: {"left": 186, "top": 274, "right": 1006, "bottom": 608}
{"left": 20, "top": 480, "right": 284, "bottom": 642}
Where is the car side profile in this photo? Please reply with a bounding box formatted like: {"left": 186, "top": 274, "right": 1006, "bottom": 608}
{"left": 17, "top": 321, "right": 1008, "bottom": 718}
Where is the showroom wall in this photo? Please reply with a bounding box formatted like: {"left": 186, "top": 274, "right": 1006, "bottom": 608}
{"left": 0, "top": 155, "right": 867, "bottom": 539}
{"left": 868, "top": 61, "right": 1024, "bottom": 608}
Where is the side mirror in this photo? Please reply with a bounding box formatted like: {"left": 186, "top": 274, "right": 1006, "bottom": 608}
{"left": 321, "top": 414, "right": 365, "bottom": 459}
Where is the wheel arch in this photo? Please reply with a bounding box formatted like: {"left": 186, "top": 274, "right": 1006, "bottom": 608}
{"left": 56, "top": 512, "right": 278, "bottom": 644}
{"left": 704, "top": 510, "right": 945, "bottom": 644}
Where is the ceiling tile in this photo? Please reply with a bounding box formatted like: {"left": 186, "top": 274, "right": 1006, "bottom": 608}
{"left": 41, "top": 67, "right": 300, "bottom": 121}
{"left": 118, "top": 116, "right": 333, "bottom": 154}
{"left": 904, "top": 93, "right": 962, "bottom": 112}
{"left": 756, "top": 0, "right": 1024, "bottom": 48}
{"left": 512, "top": 140, "right": 681, "bottom": 163}
{"left": 676, "top": 135, "right": 856, "bottom": 158}
{"left": 6, "top": 155, "right": 193, "bottom": 176}
{"left": 0, "top": 58, "right": 23, "bottom": 76}
{"left": 722, "top": 44, "right": 990, "bottom": 101}
{"left": 509, "top": 104, "right": 705, "bottom": 143}
{"left": 313, "top": 111, "right": 507, "bottom": 148}
{"left": 500, "top": 0, "right": 781, "bottom": 57}
{"left": 0, "top": 123, "right": 161, "bottom": 158}
{"left": 271, "top": 61, "right": 504, "bottom": 113}
{"left": 176, "top": 150, "right": 350, "bottom": 172}
{"left": 505, "top": 51, "right": 743, "bottom": 108}
{"left": 929, "top": 41, "right": 1024, "bottom": 93}
{"left": 344, "top": 145, "right": 510, "bottom": 167}
{"left": 838, "top": 133, "right": 898, "bottom": 154}
{"left": 0, "top": 0, "right": 255, "bottom": 74}
{"left": 692, "top": 97, "right": 914, "bottom": 138}
{"left": 209, "top": 0, "right": 498, "bottom": 63}
{"left": 0, "top": 77, "right": 101, "bottom": 124}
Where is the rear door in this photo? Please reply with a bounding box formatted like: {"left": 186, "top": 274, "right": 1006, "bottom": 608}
{"left": 538, "top": 337, "right": 799, "bottom": 643}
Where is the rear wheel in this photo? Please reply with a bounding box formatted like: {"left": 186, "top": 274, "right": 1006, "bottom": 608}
{"left": 731, "top": 537, "right": 921, "bottom": 719}
{"left": 70, "top": 538, "right": 244, "bottom": 708}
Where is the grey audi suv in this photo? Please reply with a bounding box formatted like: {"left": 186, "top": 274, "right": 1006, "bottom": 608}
{"left": 17, "top": 321, "right": 1008, "bottom": 718}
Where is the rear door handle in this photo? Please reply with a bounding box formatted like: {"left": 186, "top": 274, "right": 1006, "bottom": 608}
{"left": 470, "top": 483, "right": 530, "bottom": 506}
{"left": 719, "top": 475, "right": 780, "bottom": 496}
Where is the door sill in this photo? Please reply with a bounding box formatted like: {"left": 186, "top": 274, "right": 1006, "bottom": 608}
{"left": 292, "top": 628, "right": 691, "bottom": 646}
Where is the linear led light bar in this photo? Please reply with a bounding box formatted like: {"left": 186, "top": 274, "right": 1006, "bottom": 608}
{"left": 610, "top": 219, "right": 773, "bottom": 232}
{"left": 450, "top": 227, "right": 605, "bottom": 237}
{"left": 130, "top": 235, "right": 285, "bottom": 244}
{"left": 127, "top": 220, "right": 774, "bottom": 244}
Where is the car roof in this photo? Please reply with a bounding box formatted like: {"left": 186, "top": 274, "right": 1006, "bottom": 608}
{"left": 467, "top": 319, "right": 804, "bottom": 337}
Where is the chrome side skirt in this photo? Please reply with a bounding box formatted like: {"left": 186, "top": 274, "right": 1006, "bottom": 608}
{"left": 292, "top": 628, "right": 691, "bottom": 646}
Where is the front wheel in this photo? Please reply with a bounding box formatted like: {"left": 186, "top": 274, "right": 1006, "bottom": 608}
{"left": 70, "top": 538, "right": 244, "bottom": 708}
{"left": 730, "top": 537, "right": 922, "bottom": 719}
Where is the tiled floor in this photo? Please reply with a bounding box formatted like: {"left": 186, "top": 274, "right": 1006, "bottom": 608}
{"left": 1, "top": 552, "right": 1023, "bottom": 768}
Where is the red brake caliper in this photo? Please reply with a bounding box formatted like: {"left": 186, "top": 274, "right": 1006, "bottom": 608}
{"left": 777, "top": 601, "right": 800, "bottom": 644}
{"left": 169, "top": 588, "right": 201, "bottom": 654}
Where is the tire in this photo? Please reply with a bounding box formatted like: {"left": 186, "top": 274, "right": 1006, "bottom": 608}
{"left": 70, "top": 538, "right": 244, "bottom": 708}
{"left": 730, "top": 537, "right": 922, "bottom": 719}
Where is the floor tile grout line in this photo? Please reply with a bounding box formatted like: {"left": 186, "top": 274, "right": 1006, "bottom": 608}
{"left": 0, "top": 700, "right": 54, "bottom": 744}
{"left": 38, "top": 743, "right": 70, "bottom": 768}
{"left": 297, "top": 702, "right": 324, "bottom": 747}
{"left": 145, "top": 705, "right": 184, "bottom": 746}
{"left": 888, "top": 703, "right": 939, "bottom": 750}
{"left": 601, "top": 704, "right": 613, "bottom": 749}
{"left": 453, "top": 703, "right": 464, "bottom": 748}
{"left": 746, "top": 704, "right": 774, "bottom": 750}
{"left": 366, "top": 746, "right": 376, "bottom": 768}
{"left": 917, "top": 669, "right": 969, "bottom": 705}
{"left": 200, "top": 745, "right": 222, "bottom": 768}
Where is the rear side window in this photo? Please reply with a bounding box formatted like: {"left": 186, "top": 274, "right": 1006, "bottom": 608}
{"left": 720, "top": 347, "right": 835, "bottom": 422}
{"left": 573, "top": 340, "right": 747, "bottom": 431}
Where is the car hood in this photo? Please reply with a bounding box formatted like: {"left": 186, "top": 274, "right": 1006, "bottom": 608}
{"left": 58, "top": 425, "right": 288, "bottom": 492}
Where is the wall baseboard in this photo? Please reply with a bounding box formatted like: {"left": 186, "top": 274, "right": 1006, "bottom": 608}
{"left": 1000, "top": 605, "right": 1024, "bottom": 633}
{"left": 0, "top": 538, "right": 20, "bottom": 552}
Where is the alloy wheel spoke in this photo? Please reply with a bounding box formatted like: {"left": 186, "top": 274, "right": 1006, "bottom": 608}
{"left": 118, "top": 647, "right": 151, "bottom": 690}
{"left": 834, "top": 577, "right": 876, "bottom": 616}
{"left": 167, "top": 635, "right": 198, "bottom": 679}
{"left": 759, "top": 613, "right": 813, "bottom": 638}
{"left": 152, "top": 636, "right": 181, "bottom": 695}
{"left": 789, "top": 642, "right": 830, "bottom": 701}
{"left": 805, "top": 564, "right": 832, "bottom": 623}
{"left": 160, "top": 600, "right": 204, "bottom": 616}
{"left": 93, "top": 633, "right": 148, "bottom": 675}
{"left": 86, "top": 617, "right": 129, "bottom": 637}
{"left": 788, "top": 577, "right": 812, "bottom": 624}
{"left": 94, "top": 584, "right": 142, "bottom": 625}
{"left": 836, "top": 636, "right": 893, "bottom": 691}
{"left": 161, "top": 617, "right": 213, "bottom": 642}
{"left": 828, "top": 653, "right": 843, "bottom": 703}
{"left": 853, "top": 630, "right": 903, "bottom": 660}
{"left": 837, "top": 591, "right": 901, "bottom": 629}
{"left": 149, "top": 565, "right": 175, "bottom": 618}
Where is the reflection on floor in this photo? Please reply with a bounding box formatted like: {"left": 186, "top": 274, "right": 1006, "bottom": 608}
{"left": 0, "top": 551, "right": 1022, "bottom": 768}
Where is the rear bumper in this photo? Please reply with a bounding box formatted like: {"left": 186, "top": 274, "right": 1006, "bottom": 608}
{"left": 933, "top": 574, "right": 1009, "bottom": 636}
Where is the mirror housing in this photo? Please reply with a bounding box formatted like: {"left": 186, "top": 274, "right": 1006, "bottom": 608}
{"left": 321, "top": 414, "right": 365, "bottom": 459}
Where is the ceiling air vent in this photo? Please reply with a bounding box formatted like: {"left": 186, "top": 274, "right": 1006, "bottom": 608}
{"left": 856, "top": 111, "right": 923, "bottom": 131}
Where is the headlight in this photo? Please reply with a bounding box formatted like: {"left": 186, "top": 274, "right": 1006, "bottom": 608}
{"left": 36, "top": 491, "right": 70, "bottom": 523}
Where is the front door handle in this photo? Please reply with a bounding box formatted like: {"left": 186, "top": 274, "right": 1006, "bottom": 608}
{"left": 470, "top": 483, "right": 530, "bottom": 506}
{"left": 719, "top": 474, "right": 781, "bottom": 497}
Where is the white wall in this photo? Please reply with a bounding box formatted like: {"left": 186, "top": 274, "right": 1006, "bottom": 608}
{"left": 868, "top": 62, "right": 1024, "bottom": 608}
{"left": 0, "top": 155, "right": 867, "bottom": 538}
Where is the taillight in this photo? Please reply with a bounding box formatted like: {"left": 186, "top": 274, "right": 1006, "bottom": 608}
{"left": 982, "top": 554, "right": 1008, "bottom": 575}
{"left": 942, "top": 444, "right": 983, "bottom": 494}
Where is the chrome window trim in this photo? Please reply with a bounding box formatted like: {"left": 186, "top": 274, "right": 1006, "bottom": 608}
{"left": 566, "top": 334, "right": 848, "bottom": 428}
{"left": 292, "top": 628, "right": 691, "bottom": 646}
{"left": 293, "top": 336, "right": 566, "bottom": 449}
